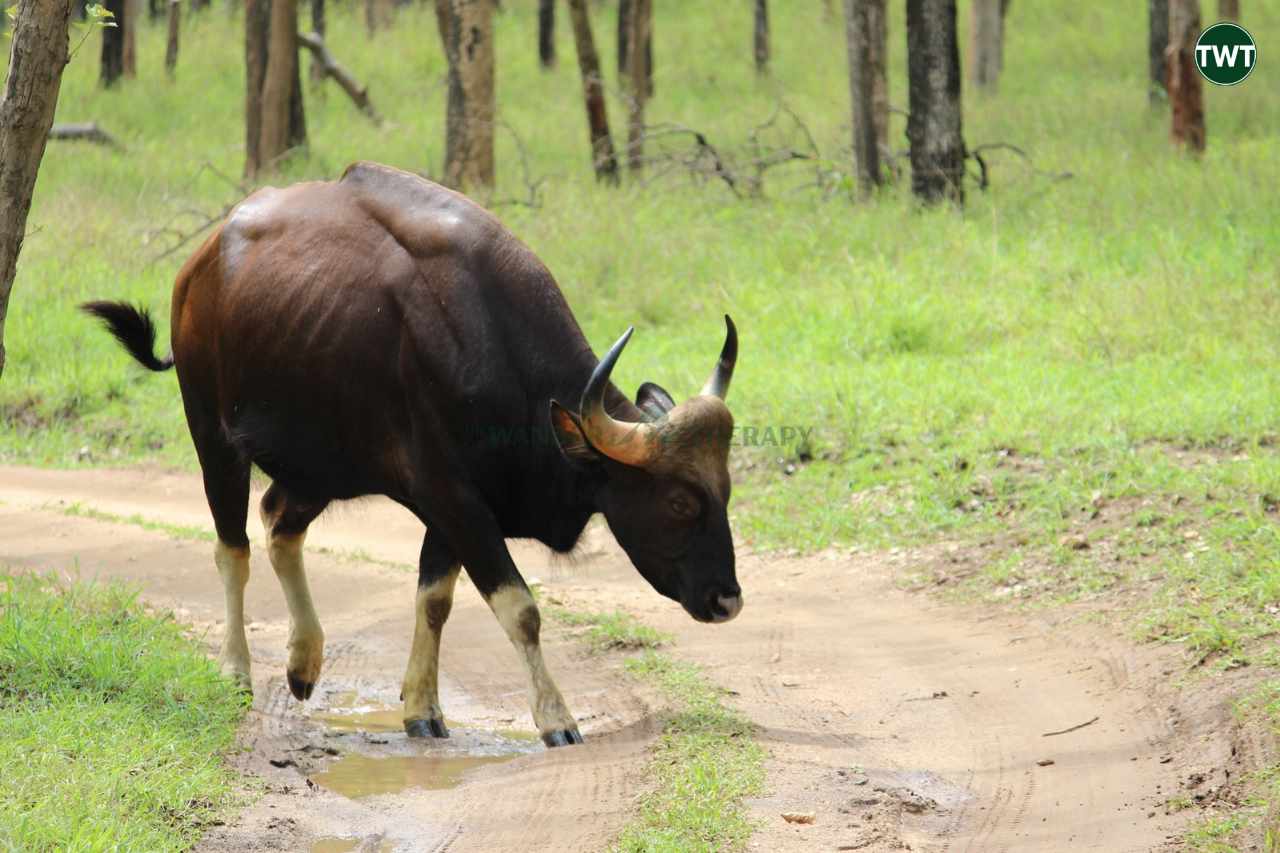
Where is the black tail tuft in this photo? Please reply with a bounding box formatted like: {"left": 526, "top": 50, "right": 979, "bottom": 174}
{"left": 80, "top": 301, "right": 175, "bottom": 372}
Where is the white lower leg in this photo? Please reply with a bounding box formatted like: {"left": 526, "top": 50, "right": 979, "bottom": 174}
{"left": 485, "top": 585, "right": 577, "bottom": 736}
{"left": 266, "top": 531, "right": 324, "bottom": 695}
{"left": 403, "top": 571, "right": 459, "bottom": 729}
{"left": 214, "top": 541, "right": 252, "bottom": 690}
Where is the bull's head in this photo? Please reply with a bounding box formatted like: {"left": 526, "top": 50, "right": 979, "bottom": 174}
{"left": 550, "top": 317, "right": 741, "bottom": 624}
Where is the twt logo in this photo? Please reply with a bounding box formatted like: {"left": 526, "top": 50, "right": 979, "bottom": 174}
{"left": 1196, "top": 22, "right": 1257, "bottom": 85}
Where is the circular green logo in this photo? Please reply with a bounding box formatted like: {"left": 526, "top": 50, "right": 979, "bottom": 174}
{"left": 1196, "top": 22, "right": 1257, "bottom": 85}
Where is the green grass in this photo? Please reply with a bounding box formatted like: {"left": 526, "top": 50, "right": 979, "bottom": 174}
{"left": 0, "top": 573, "right": 247, "bottom": 851}
{"left": 544, "top": 603, "right": 671, "bottom": 652}
{"left": 5, "top": 0, "right": 1280, "bottom": 845}
{"left": 541, "top": 597, "right": 760, "bottom": 850}
{"left": 60, "top": 499, "right": 216, "bottom": 542}
{"left": 616, "top": 651, "right": 764, "bottom": 852}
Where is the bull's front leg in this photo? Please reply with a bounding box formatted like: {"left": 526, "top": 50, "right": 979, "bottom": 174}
{"left": 482, "top": 581, "right": 582, "bottom": 747}
{"left": 403, "top": 534, "right": 460, "bottom": 738}
{"left": 428, "top": 491, "right": 581, "bottom": 747}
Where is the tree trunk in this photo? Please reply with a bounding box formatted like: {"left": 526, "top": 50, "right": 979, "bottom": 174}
{"left": 164, "top": 0, "right": 180, "bottom": 76}
{"left": 617, "top": 0, "right": 651, "bottom": 97}
{"left": 905, "top": 0, "right": 965, "bottom": 204}
{"left": 1218, "top": 0, "right": 1239, "bottom": 20}
{"left": 844, "top": 0, "right": 884, "bottom": 195}
{"left": 538, "top": 0, "right": 555, "bottom": 68}
{"left": 100, "top": 0, "right": 125, "bottom": 86}
{"left": 566, "top": 0, "right": 617, "bottom": 182}
{"left": 753, "top": 0, "right": 768, "bottom": 73}
{"left": 1168, "top": 0, "right": 1204, "bottom": 154}
{"left": 623, "top": 0, "right": 650, "bottom": 173}
{"left": 365, "top": 0, "right": 394, "bottom": 35}
{"left": 1148, "top": 0, "right": 1168, "bottom": 102}
{"left": 0, "top": 0, "right": 75, "bottom": 382}
{"left": 122, "top": 0, "right": 139, "bottom": 78}
{"left": 435, "top": 0, "right": 495, "bottom": 191}
{"left": 310, "top": 0, "right": 326, "bottom": 84}
{"left": 869, "top": 0, "right": 887, "bottom": 159}
{"left": 245, "top": 0, "right": 306, "bottom": 178}
{"left": 969, "top": 0, "right": 1003, "bottom": 91}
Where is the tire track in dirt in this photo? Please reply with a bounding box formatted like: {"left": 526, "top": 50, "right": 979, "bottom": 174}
{"left": 0, "top": 466, "right": 1232, "bottom": 851}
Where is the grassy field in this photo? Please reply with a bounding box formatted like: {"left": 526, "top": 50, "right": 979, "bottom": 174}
{"left": 0, "top": 573, "right": 246, "bottom": 850}
{"left": 4, "top": 0, "right": 1280, "bottom": 846}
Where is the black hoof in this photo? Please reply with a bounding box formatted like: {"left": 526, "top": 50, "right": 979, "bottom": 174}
{"left": 287, "top": 671, "right": 315, "bottom": 701}
{"left": 405, "top": 717, "right": 449, "bottom": 739}
{"left": 541, "top": 728, "right": 584, "bottom": 748}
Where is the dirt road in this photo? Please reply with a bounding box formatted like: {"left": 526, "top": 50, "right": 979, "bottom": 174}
{"left": 0, "top": 466, "right": 1235, "bottom": 851}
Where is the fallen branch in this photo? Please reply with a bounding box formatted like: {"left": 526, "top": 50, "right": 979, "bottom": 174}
{"left": 297, "top": 32, "right": 383, "bottom": 127}
{"left": 1041, "top": 715, "right": 1099, "bottom": 737}
{"left": 970, "top": 142, "right": 1073, "bottom": 191}
{"left": 49, "top": 122, "right": 121, "bottom": 149}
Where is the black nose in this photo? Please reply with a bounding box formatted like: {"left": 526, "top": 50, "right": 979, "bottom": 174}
{"left": 705, "top": 585, "right": 743, "bottom": 623}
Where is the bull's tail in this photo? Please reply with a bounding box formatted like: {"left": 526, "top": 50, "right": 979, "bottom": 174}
{"left": 80, "top": 301, "right": 175, "bottom": 372}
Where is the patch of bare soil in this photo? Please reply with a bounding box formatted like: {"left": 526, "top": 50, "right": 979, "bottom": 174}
{"left": 0, "top": 465, "right": 1256, "bottom": 851}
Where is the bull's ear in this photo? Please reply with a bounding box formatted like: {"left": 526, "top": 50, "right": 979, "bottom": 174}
{"left": 549, "top": 400, "right": 604, "bottom": 465}
{"left": 635, "top": 382, "right": 676, "bottom": 420}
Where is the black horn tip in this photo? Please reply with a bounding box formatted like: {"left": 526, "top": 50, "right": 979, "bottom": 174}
{"left": 721, "top": 315, "right": 738, "bottom": 363}
{"left": 582, "top": 326, "right": 636, "bottom": 410}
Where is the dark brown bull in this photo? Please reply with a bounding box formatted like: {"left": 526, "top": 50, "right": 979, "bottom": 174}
{"left": 83, "top": 161, "right": 741, "bottom": 747}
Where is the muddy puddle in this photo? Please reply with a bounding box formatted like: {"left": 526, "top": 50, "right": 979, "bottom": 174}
{"left": 311, "top": 753, "right": 518, "bottom": 799}
{"left": 313, "top": 690, "right": 540, "bottom": 740}
{"left": 307, "top": 689, "right": 542, "bottom": 802}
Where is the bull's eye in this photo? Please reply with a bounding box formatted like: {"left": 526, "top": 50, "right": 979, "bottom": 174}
{"left": 669, "top": 494, "right": 698, "bottom": 520}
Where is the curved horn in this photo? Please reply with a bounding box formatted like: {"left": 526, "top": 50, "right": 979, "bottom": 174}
{"left": 581, "top": 327, "right": 659, "bottom": 467}
{"left": 700, "top": 314, "right": 738, "bottom": 400}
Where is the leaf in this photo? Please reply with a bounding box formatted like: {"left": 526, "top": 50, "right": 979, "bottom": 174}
{"left": 84, "top": 2, "right": 118, "bottom": 26}
{"left": 5, "top": 5, "right": 17, "bottom": 22}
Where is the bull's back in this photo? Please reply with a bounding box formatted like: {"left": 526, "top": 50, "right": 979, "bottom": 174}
{"left": 170, "top": 163, "right": 515, "bottom": 500}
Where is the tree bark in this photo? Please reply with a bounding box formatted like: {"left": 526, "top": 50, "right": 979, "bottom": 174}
{"left": 623, "top": 0, "right": 650, "bottom": 173}
{"left": 165, "top": 0, "right": 180, "bottom": 76}
{"left": 245, "top": 0, "right": 306, "bottom": 178}
{"left": 122, "top": 0, "right": 139, "bottom": 78}
{"left": 869, "top": 0, "right": 887, "bottom": 159}
{"left": 0, "top": 0, "right": 75, "bottom": 382}
{"left": 906, "top": 0, "right": 966, "bottom": 204}
{"left": 1148, "top": 0, "right": 1168, "bottom": 102}
{"left": 754, "top": 0, "right": 768, "bottom": 73}
{"left": 309, "top": 0, "right": 325, "bottom": 84}
{"left": 435, "top": 0, "right": 495, "bottom": 191}
{"left": 1168, "top": 0, "right": 1204, "bottom": 154}
{"left": 566, "top": 0, "right": 617, "bottom": 182}
{"left": 844, "top": 0, "right": 884, "bottom": 195}
{"left": 1218, "top": 0, "right": 1239, "bottom": 20}
{"left": 539, "top": 0, "right": 556, "bottom": 68}
{"left": 617, "top": 0, "right": 651, "bottom": 97}
{"left": 969, "top": 0, "right": 1003, "bottom": 91}
{"left": 100, "top": 0, "right": 125, "bottom": 86}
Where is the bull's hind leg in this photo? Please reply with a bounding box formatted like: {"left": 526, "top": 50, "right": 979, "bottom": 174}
{"left": 193, "top": 438, "right": 254, "bottom": 692}
{"left": 402, "top": 533, "right": 461, "bottom": 738}
{"left": 259, "top": 484, "right": 329, "bottom": 700}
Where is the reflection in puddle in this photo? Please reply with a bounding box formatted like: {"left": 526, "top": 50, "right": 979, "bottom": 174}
{"left": 311, "top": 753, "right": 517, "bottom": 799}
{"left": 313, "top": 692, "right": 540, "bottom": 742}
